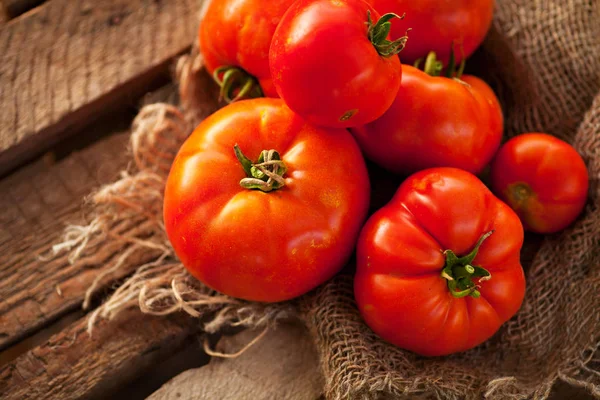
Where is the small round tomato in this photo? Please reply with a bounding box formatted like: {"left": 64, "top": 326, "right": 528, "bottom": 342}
{"left": 269, "top": 0, "right": 406, "bottom": 128}
{"left": 199, "top": 0, "right": 296, "bottom": 102}
{"left": 351, "top": 56, "right": 503, "bottom": 175}
{"left": 164, "top": 98, "right": 370, "bottom": 302}
{"left": 355, "top": 167, "right": 525, "bottom": 356}
{"left": 365, "top": 0, "right": 495, "bottom": 65}
{"left": 490, "top": 133, "right": 589, "bottom": 233}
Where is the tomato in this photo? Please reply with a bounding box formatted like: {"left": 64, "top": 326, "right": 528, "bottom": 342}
{"left": 269, "top": 0, "right": 406, "bottom": 128}
{"left": 164, "top": 98, "right": 370, "bottom": 302}
{"left": 198, "top": 0, "right": 295, "bottom": 102}
{"left": 351, "top": 56, "right": 503, "bottom": 175}
{"left": 490, "top": 133, "right": 589, "bottom": 234}
{"left": 365, "top": 0, "right": 494, "bottom": 65}
{"left": 355, "top": 167, "right": 525, "bottom": 356}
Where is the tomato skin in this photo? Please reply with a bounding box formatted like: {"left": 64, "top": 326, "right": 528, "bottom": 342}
{"left": 164, "top": 98, "right": 370, "bottom": 302}
{"left": 199, "top": 0, "right": 296, "bottom": 97}
{"left": 269, "top": 0, "right": 402, "bottom": 128}
{"left": 365, "top": 0, "right": 495, "bottom": 65}
{"left": 490, "top": 133, "right": 589, "bottom": 233}
{"left": 355, "top": 167, "right": 525, "bottom": 356}
{"left": 351, "top": 65, "right": 503, "bottom": 175}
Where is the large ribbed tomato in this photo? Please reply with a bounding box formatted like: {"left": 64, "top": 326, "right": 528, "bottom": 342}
{"left": 269, "top": 0, "right": 406, "bottom": 128}
{"left": 490, "top": 133, "right": 589, "bottom": 233}
{"left": 199, "top": 0, "right": 295, "bottom": 101}
{"left": 355, "top": 168, "right": 525, "bottom": 356}
{"left": 351, "top": 57, "right": 503, "bottom": 175}
{"left": 365, "top": 0, "right": 494, "bottom": 65}
{"left": 164, "top": 98, "right": 370, "bottom": 302}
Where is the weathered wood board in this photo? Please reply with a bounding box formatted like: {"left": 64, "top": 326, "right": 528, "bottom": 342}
{"left": 0, "top": 2, "right": 9, "bottom": 23}
{"left": 0, "top": 309, "right": 201, "bottom": 400}
{"left": 0, "top": 127, "right": 132, "bottom": 350}
{"left": 2, "top": 0, "right": 45, "bottom": 19}
{"left": 0, "top": 0, "right": 202, "bottom": 176}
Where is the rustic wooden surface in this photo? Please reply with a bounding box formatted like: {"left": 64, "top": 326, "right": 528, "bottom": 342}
{"left": 0, "top": 125, "right": 138, "bottom": 350}
{"left": 2, "top": 0, "right": 45, "bottom": 19}
{"left": 0, "top": 0, "right": 201, "bottom": 176}
{"left": 0, "top": 1, "right": 9, "bottom": 23}
{"left": 0, "top": 309, "right": 202, "bottom": 400}
{"left": 148, "top": 322, "right": 324, "bottom": 400}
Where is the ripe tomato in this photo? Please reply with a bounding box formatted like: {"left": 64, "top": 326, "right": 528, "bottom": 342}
{"left": 164, "top": 98, "right": 370, "bottom": 302}
{"left": 365, "top": 0, "right": 495, "bottom": 65}
{"left": 198, "top": 0, "right": 295, "bottom": 102}
{"left": 351, "top": 57, "right": 503, "bottom": 175}
{"left": 490, "top": 133, "right": 589, "bottom": 234}
{"left": 355, "top": 167, "right": 525, "bottom": 356}
{"left": 269, "top": 0, "right": 406, "bottom": 128}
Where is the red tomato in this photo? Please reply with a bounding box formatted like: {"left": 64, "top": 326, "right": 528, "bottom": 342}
{"left": 365, "top": 0, "right": 495, "bottom": 65}
{"left": 164, "top": 98, "right": 370, "bottom": 302}
{"left": 490, "top": 133, "right": 589, "bottom": 233}
{"left": 198, "top": 0, "right": 295, "bottom": 101}
{"left": 269, "top": 0, "right": 406, "bottom": 128}
{"left": 355, "top": 167, "right": 525, "bottom": 356}
{"left": 351, "top": 63, "right": 503, "bottom": 175}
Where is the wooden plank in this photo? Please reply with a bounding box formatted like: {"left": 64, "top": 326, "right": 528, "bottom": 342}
{"left": 113, "top": 338, "right": 211, "bottom": 399}
{"left": 3, "top": 0, "right": 45, "bottom": 19}
{"left": 0, "top": 64, "right": 218, "bottom": 352}
{"left": 0, "top": 57, "right": 217, "bottom": 352}
{"left": 0, "top": 129, "right": 138, "bottom": 350}
{"left": 0, "top": 2, "right": 9, "bottom": 23}
{"left": 148, "top": 321, "right": 324, "bottom": 400}
{"left": 0, "top": 0, "right": 202, "bottom": 175}
{"left": 0, "top": 309, "right": 201, "bottom": 400}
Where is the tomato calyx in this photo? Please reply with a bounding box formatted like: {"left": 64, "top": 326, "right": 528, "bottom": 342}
{"left": 366, "top": 11, "right": 409, "bottom": 58}
{"left": 415, "top": 48, "right": 466, "bottom": 79}
{"left": 440, "top": 231, "right": 493, "bottom": 298}
{"left": 507, "top": 182, "right": 534, "bottom": 206}
{"left": 213, "top": 66, "right": 264, "bottom": 103}
{"left": 234, "top": 144, "right": 287, "bottom": 192}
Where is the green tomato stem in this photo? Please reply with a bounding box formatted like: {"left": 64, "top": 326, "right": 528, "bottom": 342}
{"left": 440, "top": 231, "right": 494, "bottom": 299}
{"left": 366, "top": 11, "right": 409, "bottom": 58}
{"left": 233, "top": 145, "right": 287, "bottom": 192}
{"left": 418, "top": 46, "right": 467, "bottom": 79}
{"left": 213, "top": 66, "right": 263, "bottom": 103}
{"left": 414, "top": 44, "right": 466, "bottom": 80}
{"left": 423, "top": 52, "right": 444, "bottom": 77}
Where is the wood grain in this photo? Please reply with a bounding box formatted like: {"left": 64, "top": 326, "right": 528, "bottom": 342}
{"left": 0, "top": 309, "right": 201, "bottom": 400}
{"left": 0, "top": 61, "right": 218, "bottom": 354}
{"left": 149, "top": 321, "right": 324, "bottom": 400}
{"left": 0, "top": 64, "right": 218, "bottom": 353}
{"left": 0, "top": 2, "right": 9, "bottom": 23}
{"left": 0, "top": 129, "right": 137, "bottom": 351}
{"left": 3, "top": 0, "right": 45, "bottom": 19}
{"left": 0, "top": 0, "right": 202, "bottom": 175}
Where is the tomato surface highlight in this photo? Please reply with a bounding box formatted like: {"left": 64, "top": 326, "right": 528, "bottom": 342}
{"left": 164, "top": 98, "right": 370, "bottom": 302}
{"left": 490, "top": 133, "right": 589, "bottom": 233}
{"left": 269, "top": 0, "right": 405, "bottom": 128}
{"left": 355, "top": 167, "right": 525, "bottom": 356}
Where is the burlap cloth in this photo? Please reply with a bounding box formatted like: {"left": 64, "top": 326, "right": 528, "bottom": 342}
{"left": 53, "top": 0, "right": 599, "bottom": 398}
